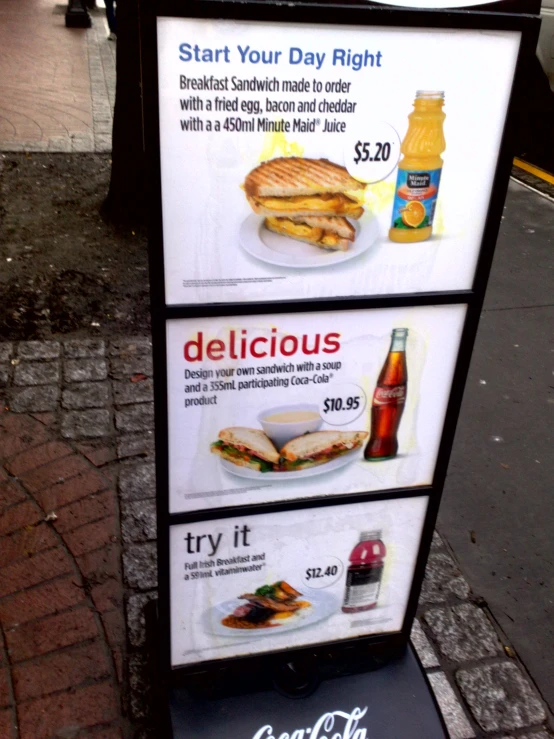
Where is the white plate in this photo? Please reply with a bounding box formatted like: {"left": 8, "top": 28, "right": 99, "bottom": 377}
{"left": 219, "top": 447, "right": 362, "bottom": 481}
{"left": 239, "top": 214, "right": 377, "bottom": 269}
{"left": 202, "top": 590, "right": 339, "bottom": 638}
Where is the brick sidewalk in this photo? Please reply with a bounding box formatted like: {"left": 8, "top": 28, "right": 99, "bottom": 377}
{"left": 0, "top": 337, "right": 551, "bottom": 738}
{"left": 0, "top": 0, "right": 115, "bottom": 153}
{"left": 0, "top": 411, "right": 125, "bottom": 738}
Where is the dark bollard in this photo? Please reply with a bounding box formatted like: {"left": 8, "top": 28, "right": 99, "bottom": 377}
{"left": 65, "top": 0, "right": 92, "bottom": 28}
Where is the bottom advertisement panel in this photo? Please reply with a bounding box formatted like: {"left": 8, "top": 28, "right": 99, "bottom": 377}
{"left": 170, "top": 496, "right": 428, "bottom": 667}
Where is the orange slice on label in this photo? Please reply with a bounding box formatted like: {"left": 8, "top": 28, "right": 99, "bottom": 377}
{"left": 401, "top": 201, "right": 426, "bottom": 228}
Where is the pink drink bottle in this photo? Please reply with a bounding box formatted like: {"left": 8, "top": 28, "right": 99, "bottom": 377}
{"left": 342, "top": 531, "right": 386, "bottom": 613}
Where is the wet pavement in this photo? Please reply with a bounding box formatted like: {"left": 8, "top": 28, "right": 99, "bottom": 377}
{"left": 439, "top": 179, "right": 554, "bottom": 715}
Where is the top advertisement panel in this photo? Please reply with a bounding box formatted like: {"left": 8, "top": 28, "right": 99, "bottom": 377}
{"left": 157, "top": 19, "right": 520, "bottom": 306}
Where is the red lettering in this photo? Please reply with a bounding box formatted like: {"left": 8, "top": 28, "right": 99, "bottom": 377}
{"left": 280, "top": 335, "right": 299, "bottom": 356}
{"left": 184, "top": 332, "right": 203, "bottom": 362}
{"left": 251, "top": 337, "right": 268, "bottom": 358}
{"left": 206, "top": 339, "right": 224, "bottom": 360}
{"left": 301, "top": 334, "right": 321, "bottom": 355}
{"left": 322, "top": 332, "right": 341, "bottom": 353}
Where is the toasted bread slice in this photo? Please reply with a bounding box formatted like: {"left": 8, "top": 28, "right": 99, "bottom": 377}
{"left": 244, "top": 158, "right": 366, "bottom": 198}
{"left": 218, "top": 427, "right": 280, "bottom": 463}
{"left": 264, "top": 217, "right": 350, "bottom": 252}
{"left": 247, "top": 193, "right": 364, "bottom": 220}
{"left": 291, "top": 215, "right": 355, "bottom": 241}
{"left": 211, "top": 446, "right": 268, "bottom": 472}
{"left": 280, "top": 430, "right": 368, "bottom": 462}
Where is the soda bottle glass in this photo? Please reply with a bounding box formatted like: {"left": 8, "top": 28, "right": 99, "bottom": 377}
{"left": 342, "top": 531, "right": 386, "bottom": 613}
{"left": 364, "top": 328, "right": 408, "bottom": 461}
{"left": 389, "top": 91, "right": 446, "bottom": 243}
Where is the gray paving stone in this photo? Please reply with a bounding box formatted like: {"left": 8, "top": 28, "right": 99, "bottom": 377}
{"left": 0, "top": 365, "right": 10, "bottom": 388}
{"left": 63, "top": 339, "right": 106, "bottom": 358}
{"left": 0, "top": 343, "right": 13, "bottom": 362}
{"left": 109, "top": 338, "right": 152, "bottom": 357}
{"left": 420, "top": 551, "right": 470, "bottom": 605}
{"left": 116, "top": 432, "right": 155, "bottom": 460}
{"left": 9, "top": 385, "right": 59, "bottom": 412}
{"left": 119, "top": 463, "right": 156, "bottom": 501}
{"left": 129, "top": 651, "right": 152, "bottom": 720}
{"left": 61, "top": 408, "right": 111, "bottom": 439}
{"left": 431, "top": 531, "right": 445, "bottom": 550}
{"left": 110, "top": 355, "right": 153, "bottom": 380}
{"left": 423, "top": 603, "right": 503, "bottom": 663}
{"left": 410, "top": 619, "right": 439, "bottom": 668}
{"left": 62, "top": 382, "right": 109, "bottom": 410}
{"left": 123, "top": 542, "right": 158, "bottom": 590}
{"left": 126, "top": 591, "right": 158, "bottom": 648}
{"left": 121, "top": 499, "right": 157, "bottom": 544}
{"left": 115, "top": 403, "right": 154, "bottom": 432}
{"left": 14, "top": 362, "right": 60, "bottom": 386}
{"left": 113, "top": 378, "right": 153, "bottom": 406}
{"left": 456, "top": 662, "right": 546, "bottom": 733}
{"left": 427, "top": 672, "right": 475, "bottom": 739}
{"left": 64, "top": 358, "right": 108, "bottom": 383}
{"left": 500, "top": 732, "right": 552, "bottom": 739}
{"left": 17, "top": 340, "right": 60, "bottom": 360}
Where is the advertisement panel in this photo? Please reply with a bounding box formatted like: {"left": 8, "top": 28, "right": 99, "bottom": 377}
{"left": 166, "top": 304, "right": 466, "bottom": 514}
{"left": 170, "top": 496, "right": 428, "bottom": 666}
{"left": 157, "top": 18, "right": 520, "bottom": 305}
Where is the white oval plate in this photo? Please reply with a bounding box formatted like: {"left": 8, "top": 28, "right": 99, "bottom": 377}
{"left": 202, "top": 590, "right": 340, "bottom": 638}
{"left": 239, "top": 214, "right": 377, "bottom": 269}
{"left": 219, "top": 447, "right": 363, "bottom": 481}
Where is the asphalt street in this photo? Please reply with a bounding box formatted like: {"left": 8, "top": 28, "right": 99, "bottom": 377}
{"left": 439, "top": 179, "right": 554, "bottom": 713}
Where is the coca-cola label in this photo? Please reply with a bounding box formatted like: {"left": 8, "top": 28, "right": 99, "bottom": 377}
{"left": 373, "top": 385, "right": 406, "bottom": 405}
{"left": 252, "top": 706, "right": 369, "bottom": 739}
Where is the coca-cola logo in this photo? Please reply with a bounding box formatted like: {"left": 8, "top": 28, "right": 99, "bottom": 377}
{"left": 252, "top": 706, "right": 369, "bottom": 739}
{"left": 373, "top": 386, "right": 406, "bottom": 404}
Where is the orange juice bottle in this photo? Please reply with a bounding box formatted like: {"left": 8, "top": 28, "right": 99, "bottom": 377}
{"left": 389, "top": 91, "right": 445, "bottom": 243}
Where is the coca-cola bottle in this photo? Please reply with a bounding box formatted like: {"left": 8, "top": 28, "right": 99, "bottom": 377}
{"left": 364, "top": 328, "right": 408, "bottom": 461}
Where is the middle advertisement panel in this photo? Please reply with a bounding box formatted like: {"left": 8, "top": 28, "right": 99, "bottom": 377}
{"left": 167, "top": 303, "right": 466, "bottom": 514}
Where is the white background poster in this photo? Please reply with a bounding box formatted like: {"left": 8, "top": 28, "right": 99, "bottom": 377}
{"left": 157, "top": 19, "right": 519, "bottom": 305}
{"left": 166, "top": 304, "right": 466, "bottom": 514}
{"left": 170, "top": 496, "right": 428, "bottom": 666}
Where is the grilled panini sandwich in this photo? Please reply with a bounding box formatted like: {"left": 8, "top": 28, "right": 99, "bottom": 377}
{"left": 265, "top": 215, "right": 355, "bottom": 252}
{"left": 211, "top": 427, "right": 279, "bottom": 472}
{"left": 277, "top": 430, "right": 368, "bottom": 471}
{"left": 244, "top": 157, "right": 366, "bottom": 251}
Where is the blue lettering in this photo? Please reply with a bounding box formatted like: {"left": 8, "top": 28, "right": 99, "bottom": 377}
{"left": 179, "top": 42, "right": 192, "bottom": 62}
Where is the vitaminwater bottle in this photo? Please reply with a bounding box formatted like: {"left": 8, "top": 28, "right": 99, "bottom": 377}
{"left": 389, "top": 91, "right": 446, "bottom": 243}
{"left": 342, "top": 531, "right": 386, "bottom": 613}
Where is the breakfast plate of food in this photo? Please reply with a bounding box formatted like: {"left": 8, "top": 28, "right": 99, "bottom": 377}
{"left": 202, "top": 580, "right": 339, "bottom": 637}
{"left": 240, "top": 156, "right": 376, "bottom": 268}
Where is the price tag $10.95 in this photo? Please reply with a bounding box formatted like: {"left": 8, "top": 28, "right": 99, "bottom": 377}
{"left": 318, "top": 382, "right": 367, "bottom": 427}
{"left": 345, "top": 121, "right": 400, "bottom": 184}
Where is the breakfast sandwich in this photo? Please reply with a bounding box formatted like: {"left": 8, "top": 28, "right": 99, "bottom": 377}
{"left": 265, "top": 215, "right": 355, "bottom": 252}
{"left": 243, "top": 157, "right": 366, "bottom": 251}
{"left": 276, "top": 430, "right": 368, "bottom": 471}
{"left": 211, "top": 427, "right": 279, "bottom": 472}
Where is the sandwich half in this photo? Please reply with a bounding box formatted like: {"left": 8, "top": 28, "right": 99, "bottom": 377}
{"left": 265, "top": 215, "right": 355, "bottom": 252}
{"left": 277, "top": 430, "right": 368, "bottom": 471}
{"left": 211, "top": 427, "right": 279, "bottom": 472}
{"left": 244, "top": 158, "right": 365, "bottom": 219}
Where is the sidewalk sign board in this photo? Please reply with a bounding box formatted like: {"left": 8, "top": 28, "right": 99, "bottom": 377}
{"left": 140, "top": 0, "right": 540, "bottom": 734}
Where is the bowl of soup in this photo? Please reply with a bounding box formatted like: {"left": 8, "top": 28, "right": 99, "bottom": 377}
{"left": 258, "top": 404, "right": 323, "bottom": 450}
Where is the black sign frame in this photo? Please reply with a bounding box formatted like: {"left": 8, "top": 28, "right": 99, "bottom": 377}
{"left": 140, "top": 0, "right": 540, "bottom": 683}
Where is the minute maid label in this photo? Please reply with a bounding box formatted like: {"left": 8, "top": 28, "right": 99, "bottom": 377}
{"left": 390, "top": 168, "right": 442, "bottom": 230}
